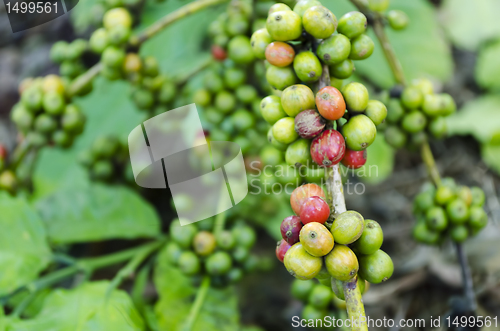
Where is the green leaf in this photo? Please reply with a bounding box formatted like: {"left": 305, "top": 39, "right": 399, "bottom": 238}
{"left": 0, "top": 194, "right": 51, "bottom": 296}
{"left": 70, "top": 0, "right": 101, "bottom": 34}
{"left": 355, "top": 134, "right": 395, "bottom": 184}
{"left": 440, "top": 0, "right": 500, "bottom": 51}
{"left": 153, "top": 246, "right": 240, "bottom": 331}
{"left": 33, "top": 78, "right": 146, "bottom": 200}
{"left": 323, "top": 0, "right": 453, "bottom": 88}
{"left": 481, "top": 144, "right": 500, "bottom": 175}
{"left": 446, "top": 95, "right": 500, "bottom": 143}
{"left": 7, "top": 281, "right": 145, "bottom": 331}
{"left": 475, "top": 39, "right": 500, "bottom": 91}
{"left": 35, "top": 184, "right": 161, "bottom": 244}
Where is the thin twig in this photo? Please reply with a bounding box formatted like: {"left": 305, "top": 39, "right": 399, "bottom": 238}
{"left": 420, "top": 141, "right": 442, "bottom": 187}
{"left": 455, "top": 243, "right": 477, "bottom": 312}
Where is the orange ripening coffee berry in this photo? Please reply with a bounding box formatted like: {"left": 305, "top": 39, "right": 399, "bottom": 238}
{"left": 211, "top": 45, "right": 227, "bottom": 61}
{"left": 290, "top": 183, "right": 326, "bottom": 215}
{"left": 315, "top": 86, "right": 346, "bottom": 120}
{"left": 265, "top": 42, "right": 296, "bottom": 67}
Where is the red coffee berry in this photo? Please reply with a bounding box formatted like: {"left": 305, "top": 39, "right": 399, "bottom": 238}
{"left": 280, "top": 215, "right": 303, "bottom": 245}
{"left": 290, "top": 183, "right": 326, "bottom": 215}
{"left": 315, "top": 86, "right": 346, "bottom": 121}
{"left": 0, "top": 144, "right": 7, "bottom": 160}
{"left": 276, "top": 239, "right": 291, "bottom": 263}
{"left": 299, "top": 196, "right": 330, "bottom": 225}
{"left": 211, "top": 45, "right": 227, "bottom": 61}
{"left": 310, "top": 129, "right": 346, "bottom": 167}
{"left": 341, "top": 149, "right": 367, "bottom": 169}
{"left": 294, "top": 109, "right": 326, "bottom": 139}
{"left": 265, "top": 41, "right": 295, "bottom": 67}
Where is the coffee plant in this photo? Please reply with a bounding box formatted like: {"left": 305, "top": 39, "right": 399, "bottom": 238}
{"left": 0, "top": 0, "right": 498, "bottom": 330}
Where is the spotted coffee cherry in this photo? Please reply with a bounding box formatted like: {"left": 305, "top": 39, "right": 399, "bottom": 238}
{"left": 299, "top": 196, "right": 330, "bottom": 225}
{"left": 310, "top": 129, "right": 346, "bottom": 167}
{"left": 315, "top": 86, "right": 346, "bottom": 121}
{"left": 280, "top": 215, "right": 303, "bottom": 245}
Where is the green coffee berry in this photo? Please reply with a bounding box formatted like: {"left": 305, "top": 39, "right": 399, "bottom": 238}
{"left": 401, "top": 110, "right": 427, "bottom": 134}
{"left": 228, "top": 35, "right": 255, "bottom": 64}
{"left": 387, "top": 10, "right": 409, "bottom": 30}
{"left": 317, "top": 34, "right": 351, "bottom": 65}
{"left": 330, "top": 59, "right": 354, "bottom": 79}
{"left": 266, "top": 65, "right": 298, "bottom": 90}
{"left": 273, "top": 117, "right": 298, "bottom": 144}
{"left": 266, "top": 10, "right": 302, "bottom": 41}
{"left": 342, "top": 114, "right": 377, "bottom": 151}
{"left": 337, "top": 12, "right": 367, "bottom": 39}
{"left": 365, "top": 100, "right": 387, "bottom": 126}
{"left": 302, "top": 6, "right": 337, "bottom": 40}
{"left": 349, "top": 34, "right": 374, "bottom": 60}
{"left": 285, "top": 139, "right": 312, "bottom": 167}
{"left": 384, "top": 125, "right": 407, "bottom": 149}
{"left": 260, "top": 95, "right": 287, "bottom": 124}
{"left": 293, "top": 51, "right": 322, "bottom": 83}
{"left": 342, "top": 82, "right": 369, "bottom": 112}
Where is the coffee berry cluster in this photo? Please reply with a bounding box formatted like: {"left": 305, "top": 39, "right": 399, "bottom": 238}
{"left": 384, "top": 79, "right": 455, "bottom": 149}
{"left": 50, "top": 39, "right": 89, "bottom": 80}
{"left": 195, "top": 0, "right": 270, "bottom": 155}
{"left": 251, "top": 1, "right": 387, "bottom": 171}
{"left": 164, "top": 219, "right": 260, "bottom": 288}
{"left": 413, "top": 179, "right": 488, "bottom": 244}
{"left": 78, "top": 135, "right": 133, "bottom": 183}
{"left": 276, "top": 183, "right": 394, "bottom": 286}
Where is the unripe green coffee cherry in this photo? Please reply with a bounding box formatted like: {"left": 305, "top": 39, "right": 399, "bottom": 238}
{"left": 351, "top": 219, "right": 383, "bottom": 255}
{"left": 281, "top": 84, "right": 316, "bottom": 117}
{"left": 273, "top": 117, "right": 298, "bottom": 144}
{"left": 410, "top": 131, "right": 427, "bottom": 147}
{"left": 266, "top": 10, "right": 302, "bottom": 42}
{"left": 302, "top": 6, "right": 337, "bottom": 40}
{"left": 107, "top": 25, "right": 131, "bottom": 46}
{"left": 342, "top": 115, "right": 376, "bottom": 151}
{"left": 308, "top": 284, "right": 332, "bottom": 309}
{"left": 410, "top": 78, "right": 434, "bottom": 95}
{"left": 291, "top": 278, "right": 315, "bottom": 301}
{"left": 170, "top": 221, "right": 197, "bottom": 249}
{"left": 103, "top": 7, "right": 132, "bottom": 30}
{"left": 426, "top": 206, "right": 448, "bottom": 231}
{"left": 439, "top": 93, "right": 457, "bottom": 116}
{"left": 193, "top": 89, "right": 211, "bottom": 107}
{"left": 293, "top": 51, "right": 322, "bottom": 83}
{"left": 435, "top": 185, "right": 455, "bottom": 206}
{"left": 267, "top": 128, "right": 288, "bottom": 151}
{"left": 131, "top": 88, "right": 154, "bottom": 110}
{"left": 142, "top": 56, "right": 159, "bottom": 77}
{"left": 90, "top": 28, "right": 109, "bottom": 53}
{"left": 66, "top": 39, "right": 87, "bottom": 61}
{"left": 337, "top": 12, "right": 367, "bottom": 39}
{"left": 260, "top": 95, "right": 287, "bottom": 124}
{"left": 413, "top": 219, "right": 441, "bottom": 244}
{"left": 450, "top": 225, "right": 468, "bottom": 243}
{"left": 384, "top": 125, "right": 407, "bottom": 149}
{"left": 324, "top": 245, "right": 358, "bottom": 281}
{"left": 293, "top": 0, "right": 321, "bottom": 17}
{"left": 446, "top": 198, "right": 470, "bottom": 224}
{"left": 92, "top": 160, "right": 113, "bottom": 180}
{"left": 349, "top": 34, "right": 374, "bottom": 60}
{"left": 284, "top": 243, "right": 323, "bottom": 280}
{"left": 216, "top": 230, "right": 235, "bottom": 250}
{"left": 164, "top": 242, "right": 182, "bottom": 265}
{"left": 401, "top": 110, "right": 427, "bottom": 133}
{"left": 269, "top": 3, "right": 291, "bottom": 14}
{"left": 342, "top": 82, "right": 368, "bottom": 112}
{"left": 205, "top": 107, "right": 223, "bottom": 124}
{"left": 0, "top": 170, "right": 17, "bottom": 194}
{"left": 358, "top": 249, "right": 393, "bottom": 284}
{"left": 468, "top": 206, "right": 487, "bottom": 230}
{"left": 178, "top": 251, "right": 201, "bottom": 275}
{"left": 34, "top": 113, "right": 57, "bottom": 134}
{"left": 286, "top": 139, "right": 313, "bottom": 167}
{"left": 331, "top": 210, "right": 365, "bottom": 244}
{"left": 43, "top": 91, "right": 66, "bottom": 115}
{"left": 102, "top": 46, "right": 125, "bottom": 68}
{"left": 50, "top": 41, "right": 68, "bottom": 63}
{"left": 232, "top": 224, "right": 256, "bottom": 249}
{"left": 158, "top": 81, "right": 177, "bottom": 104}
{"left": 228, "top": 35, "right": 255, "bottom": 64}
{"left": 53, "top": 130, "right": 73, "bottom": 148}
{"left": 471, "top": 186, "right": 485, "bottom": 207}
{"left": 235, "top": 85, "right": 257, "bottom": 104}
{"left": 193, "top": 231, "right": 216, "bottom": 256}
{"left": 21, "top": 86, "right": 43, "bottom": 112}
{"left": 414, "top": 189, "right": 436, "bottom": 212}
{"left": 386, "top": 98, "right": 405, "bottom": 124}
{"left": 203, "top": 71, "right": 224, "bottom": 94}
{"left": 330, "top": 59, "right": 354, "bottom": 79}
{"left": 368, "top": 0, "right": 389, "bottom": 12}
{"left": 250, "top": 28, "right": 273, "bottom": 59}
{"left": 260, "top": 145, "right": 284, "bottom": 166}
{"left": 266, "top": 65, "right": 298, "bottom": 90}
{"left": 317, "top": 34, "right": 351, "bottom": 65}
{"left": 226, "top": 14, "right": 249, "bottom": 37}
{"left": 457, "top": 186, "right": 473, "bottom": 206}
{"left": 365, "top": 100, "right": 387, "bottom": 126}
{"left": 214, "top": 34, "right": 229, "bottom": 47}
{"left": 387, "top": 10, "right": 409, "bottom": 30}
{"left": 224, "top": 68, "right": 246, "bottom": 89}
{"left": 428, "top": 116, "right": 447, "bottom": 139}
{"left": 11, "top": 104, "right": 34, "bottom": 132}
{"left": 215, "top": 90, "right": 236, "bottom": 113}
{"left": 302, "top": 305, "right": 327, "bottom": 320}
{"left": 231, "top": 109, "right": 255, "bottom": 131}
{"left": 401, "top": 87, "right": 423, "bottom": 110}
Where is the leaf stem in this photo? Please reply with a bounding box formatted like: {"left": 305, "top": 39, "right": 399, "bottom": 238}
{"left": 420, "top": 141, "right": 441, "bottom": 187}
{"left": 320, "top": 63, "right": 367, "bottom": 330}
{"left": 131, "top": 0, "right": 229, "bottom": 46}
{"left": 182, "top": 276, "right": 211, "bottom": 331}
{"left": 455, "top": 243, "right": 477, "bottom": 312}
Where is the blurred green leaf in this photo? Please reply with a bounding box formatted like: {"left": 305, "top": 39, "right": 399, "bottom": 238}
{"left": 356, "top": 134, "right": 395, "bottom": 184}
{"left": 35, "top": 184, "right": 160, "bottom": 244}
{"left": 70, "top": 0, "right": 102, "bottom": 34}
{"left": 0, "top": 193, "right": 51, "bottom": 296}
{"left": 153, "top": 245, "right": 240, "bottom": 331}
{"left": 33, "top": 78, "right": 146, "bottom": 200}
{"left": 7, "top": 289, "right": 50, "bottom": 318}
{"left": 475, "top": 39, "right": 500, "bottom": 91}
{"left": 447, "top": 95, "right": 500, "bottom": 143}
{"left": 440, "top": 0, "right": 500, "bottom": 51}
{"left": 481, "top": 144, "right": 500, "bottom": 175}
{"left": 323, "top": 0, "right": 452, "bottom": 88}
{"left": 7, "top": 281, "right": 145, "bottom": 330}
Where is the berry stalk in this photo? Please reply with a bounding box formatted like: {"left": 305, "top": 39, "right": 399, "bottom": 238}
{"left": 319, "top": 63, "right": 367, "bottom": 331}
